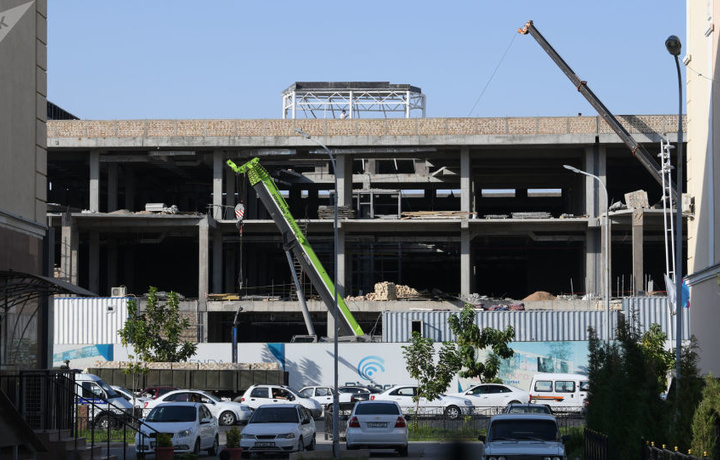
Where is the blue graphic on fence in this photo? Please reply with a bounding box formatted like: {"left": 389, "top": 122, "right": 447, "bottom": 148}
{"left": 357, "top": 356, "right": 385, "bottom": 380}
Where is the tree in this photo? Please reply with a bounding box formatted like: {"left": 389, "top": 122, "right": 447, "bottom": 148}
{"left": 118, "top": 286, "right": 197, "bottom": 373}
{"left": 640, "top": 323, "right": 675, "bottom": 390}
{"left": 447, "top": 305, "right": 515, "bottom": 382}
{"left": 401, "top": 332, "right": 461, "bottom": 417}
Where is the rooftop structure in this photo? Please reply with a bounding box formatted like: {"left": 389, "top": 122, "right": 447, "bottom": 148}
{"left": 281, "top": 81, "right": 425, "bottom": 119}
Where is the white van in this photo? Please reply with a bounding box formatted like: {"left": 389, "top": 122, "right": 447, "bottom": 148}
{"left": 528, "top": 372, "right": 589, "bottom": 412}
{"left": 74, "top": 373, "right": 133, "bottom": 429}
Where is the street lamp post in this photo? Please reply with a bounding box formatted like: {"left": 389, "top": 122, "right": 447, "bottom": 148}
{"left": 666, "top": 34, "right": 683, "bottom": 395}
{"left": 564, "top": 165, "right": 611, "bottom": 342}
{"left": 294, "top": 128, "right": 340, "bottom": 459}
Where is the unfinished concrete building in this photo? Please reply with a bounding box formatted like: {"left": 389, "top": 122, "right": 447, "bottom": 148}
{"left": 46, "top": 82, "right": 684, "bottom": 343}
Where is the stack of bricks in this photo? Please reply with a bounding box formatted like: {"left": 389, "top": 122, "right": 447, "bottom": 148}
{"left": 373, "top": 281, "right": 397, "bottom": 301}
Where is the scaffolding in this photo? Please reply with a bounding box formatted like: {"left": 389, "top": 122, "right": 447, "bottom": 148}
{"left": 282, "top": 82, "right": 426, "bottom": 119}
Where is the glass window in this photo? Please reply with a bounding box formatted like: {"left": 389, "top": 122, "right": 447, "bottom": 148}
{"left": 251, "top": 387, "right": 268, "bottom": 398}
{"left": 534, "top": 381, "right": 553, "bottom": 392}
{"left": 555, "top": 381, "right": 575, "bottom": 393}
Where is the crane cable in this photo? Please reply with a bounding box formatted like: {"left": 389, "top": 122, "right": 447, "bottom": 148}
{"left": 234, "top": 173, "right": 247, "bottom": 292}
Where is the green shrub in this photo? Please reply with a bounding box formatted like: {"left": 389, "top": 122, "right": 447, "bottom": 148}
{"left": 226, "top": 425, "right": 241, "bottom": 448}
{"left": 156, "top": 432, "right": 173, "bottom": 447}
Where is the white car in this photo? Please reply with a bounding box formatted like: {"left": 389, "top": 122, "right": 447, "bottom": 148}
{"left": 241, "top": 384, "right": 323, "bottom": 419}
{"left": 346, "top": 400, "right": 408, "bottom": 456}
{"left": 142, "top": 389, "right": 252, "bottom": 425}
{"left": 240, "top": 404, "right": 316, "bottom": 456}
{"left": 479, "top": 413, "right": 567, "bottom": 459}
{"left": 111, "top": 385, "right": 150, "bottom": 409}
{"left": 135, "top": 402, "right": 219, "bottom": 456}
{"left": 450, "top": 383, "right": 530, "bottom": 409}
{"left": 370, "top": 385, "right": 473, "bottom": 419}
{"left": 298, "top": 385, "right": 376, "bottom": 411}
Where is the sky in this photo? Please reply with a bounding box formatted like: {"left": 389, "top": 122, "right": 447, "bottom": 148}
{"left": 47, "top": 1, "right": 686, "bottom": 121}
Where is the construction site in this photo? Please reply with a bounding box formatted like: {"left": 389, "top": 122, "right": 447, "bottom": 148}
{"left": 46, "top": 76, "right": 684, "bottom": 343}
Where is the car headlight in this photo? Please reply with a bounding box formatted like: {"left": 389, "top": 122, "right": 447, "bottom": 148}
{"left": 464, "top": 400, "right": 473, "bottom": 406}
{"left": 178, "top": 429, "right": 193, "bottom": 438}
{"left": 277, "top": 433, "right": 296, "bottom": 439}
{"left": 241, "top": 434, "right": 255, "bottom": 440}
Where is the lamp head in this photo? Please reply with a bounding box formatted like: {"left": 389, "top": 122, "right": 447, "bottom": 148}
{"left": 563, "top": 164, "right": 581, "bottom": 174}
{"left": 293, "top": 127, "right": 311, "bottom": 139}
{"left": 665, "top": 35, "right": 682, "bottom": 56}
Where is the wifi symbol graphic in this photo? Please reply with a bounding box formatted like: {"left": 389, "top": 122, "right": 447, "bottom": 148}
{"left": 357, "top": 356, "right": 385, "bottom": 381}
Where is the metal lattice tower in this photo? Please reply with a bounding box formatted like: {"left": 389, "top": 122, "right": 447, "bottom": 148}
{"left": 282, "top": 82, "right": 426, "bottom": 119}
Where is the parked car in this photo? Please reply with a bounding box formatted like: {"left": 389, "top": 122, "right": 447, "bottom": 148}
{"left": 503, "top": 403, "right": 553, "bottom": 415}
{"left": 137, "top": 386, "right": 178, "bottom": 400}
{"left": 370, "top": 385, "right": 473, "bottom": 419}
{"left": 479, "top": 413, "right": 568, "bottom": 459}
{"left": 346, "top": 400, "right": 408, "bottom": 456}
{"left": 239, "top": 404, "right": 316, "bottom": 457}
{"left": 298, "top": 385, "right": 381, "bottom": 411}
{"left": 450, "top": 383, "right": 530, "bottom": 409}
{"left": 74, "top": 373, "right": 133, "bottom": 429}
{"left": 241, "top": 384, "right": 323, "bottom": 419}
{"left": 142, "top": 389, "right": 252, "bottom": 425}
{"left": 110, "top": 385, "right": 150, "bottom": 409}
{"left": 135, "top": 402, "right": 219, "bottom": 456}
{"left": 529, "top": 372, "right": 589, "bottom": 412}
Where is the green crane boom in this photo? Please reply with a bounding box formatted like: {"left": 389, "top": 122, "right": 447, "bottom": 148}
{"left": 227, "top": 157, "right": 364, "bottom": 337}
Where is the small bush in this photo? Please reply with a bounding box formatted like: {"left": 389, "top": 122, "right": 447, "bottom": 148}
{"left": 226, "top": 425, "right": 241, "bottom": 448}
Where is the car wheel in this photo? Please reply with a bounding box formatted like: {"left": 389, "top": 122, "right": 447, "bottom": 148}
{"left": 219, "top": 410, "right": 237, "bottom": 426}
{"left": 94, "top": 413, "right": 114, "bottom": 430}
{"left": 208, "top": 435, "right": 219, "bottom": 455}
{"left": 193, "top": 438, "right": 201, "bottom": 454}
{"left": 398, "top": 445, "right": 409, "bottom": 457}
{"left": 445, "top": 405, "right": 461, "bottom": 420}
{"left": 307, "top": 433, "right": 316, "bottom": 451}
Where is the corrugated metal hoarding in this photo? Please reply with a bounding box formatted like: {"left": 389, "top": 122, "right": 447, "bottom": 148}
{"left": 54, "top": 297, "right": 129, "bottom": 344}
{"left": 623, "top": 296, "right": 690, "bottom": 342}
{"left": 382, "top": 297, "right": 686, "bottom": 343}
{"left": 382, "top": 309, "right": 613, "bottom": 343}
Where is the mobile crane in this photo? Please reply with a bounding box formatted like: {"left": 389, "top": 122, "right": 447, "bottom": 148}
{"left": 226, "top": 157, "right": 365, "bottom": 338}
{"left": 519, "top": 20, "right": 677, "bottom": 199}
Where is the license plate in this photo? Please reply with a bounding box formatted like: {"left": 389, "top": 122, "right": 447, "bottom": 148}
{"left": 367, "top": 422, "right": 387, "bottom": 428}
{"left": 255, "top": 442, "right": 276, "bottom": 447}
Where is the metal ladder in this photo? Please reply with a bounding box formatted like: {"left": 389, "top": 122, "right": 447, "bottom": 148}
{"left": 659, "top": 139, "right": 677, "bottom": 311}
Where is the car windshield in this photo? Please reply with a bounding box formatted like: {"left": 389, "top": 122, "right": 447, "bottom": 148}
{"left": 147, "top": 405, "right": 196, "bottom": 423}
{"left": 506, "top": 405, "right": 551, "bottom": 414}
{"left": 489, "top": 419, "right": 559, "bottom": 441}
{"left": 250, "top": 406, "right": 299, "bottom": 424}
{"left": 201, "top": 392, "right": 220, "bottom": 402}
{"left": 355, "top": 403, "right": 400, "bottom": 415}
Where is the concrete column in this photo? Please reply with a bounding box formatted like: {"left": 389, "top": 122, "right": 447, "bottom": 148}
{"left": 212, "top": 230, "right": 223, "bottom": 294}
{"left": 337, "top": 222, "right": 347, "bottom": 298}
{"left": 632, "top": 209, "right": 644, "bottom": 295}
{"left": 213, "top": 151, "right": 224, "bottom": 220}
{"left": 60, "top": 212, "right": 78, "bottom": 285}
{"left": 460, "top": 147, "right": 472, "bottom": 213}
{"left": 461, "top": 225, "right": 473, "bottom": 297}
{"left": 107, "top": 163, "right": 118, "bottom": 212}
{"left": 89, "top": 150, "right": 100, "bottom": 212}
{"left": 336, "top": 154, "right": 353, "bottom": 208}
{"left": 108, "top": 239, "right": 118, "bottom": 289}
{"left": 124, "top": 165, "right": 135, "bottom": 211}
{"left": 89, "top": 231, "right": 100, "bottom": 294}
{"left": 198, "top": 217, "right": 209, "bottom": 321}
{"left": 583, "top": 146, "right": 602, "bottom": 296}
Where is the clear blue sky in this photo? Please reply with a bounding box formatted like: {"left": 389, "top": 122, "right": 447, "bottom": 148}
{"left": 47, "top": 1, "right": 686, "bottom": 120}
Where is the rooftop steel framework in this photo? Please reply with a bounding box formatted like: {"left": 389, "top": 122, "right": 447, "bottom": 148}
{"left": 282, "top": 82, "right": 426, "bottom": 119}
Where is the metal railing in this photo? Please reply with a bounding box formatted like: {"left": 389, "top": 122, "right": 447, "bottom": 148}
{"left": 1, "top": 369, "right": 159, "bottom": 459}
{"left": 324, "top": 405, "right": 585, "bottom": 441}
{"left": 643, "top": 440, "right": 713, "bottom": 460}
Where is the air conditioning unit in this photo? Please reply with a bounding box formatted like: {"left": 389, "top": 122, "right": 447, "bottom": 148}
{"left": 111, "top": 286, "right": 127, "bottom": 297}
